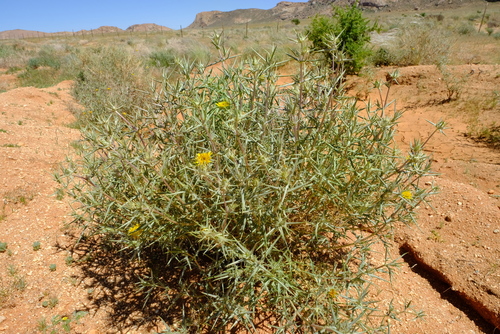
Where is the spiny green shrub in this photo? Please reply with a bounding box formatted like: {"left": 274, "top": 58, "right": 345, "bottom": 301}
{"left": 306, "top": 2, "right": 374, "bottom": 74}
{"left": 436, "top": 60, "right": 467, "bottom": 101}
{"left": 58, "top": 34, "right": 441, "bottom": 332}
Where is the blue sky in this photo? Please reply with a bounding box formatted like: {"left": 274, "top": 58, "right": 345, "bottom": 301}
{"left": 0, "top": 0, "right": 305, "bottom": 33}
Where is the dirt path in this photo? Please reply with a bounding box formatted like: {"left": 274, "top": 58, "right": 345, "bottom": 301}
{"left": 0, "top": 65, "right": 499, "bottom": 333}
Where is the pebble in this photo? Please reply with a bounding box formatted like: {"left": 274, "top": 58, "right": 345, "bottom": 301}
{"left": 494, "top": 229, "right": 499, "bottom": 234}
{"left": 87, "top": 330, "right": 101, "bottom": 334}
{"left": 487, "top": 190, "right": 495, "bottom": 195}
{"left": 0, "top": 316, "right": 5, "bottom": 324}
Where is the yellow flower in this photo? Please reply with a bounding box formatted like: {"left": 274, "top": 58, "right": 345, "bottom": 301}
{"left": 216, "top": 101, "right": 230, "bottom": 109}
{"left": 128, "top": 224, "right": 142, "bottom": 239}
{"left": 401, "top": 190, "right": 413, "bottom": 200}
{"left": 195, "top": 151, "right": 213, "bottom": 166}
{"left": 61, "top": 316, "right": 68, "bottom": 321}
{"left": 328, "top": 289, "right": 338, "bottom": 299}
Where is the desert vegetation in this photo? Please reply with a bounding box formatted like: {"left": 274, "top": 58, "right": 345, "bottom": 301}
{"left": 1, "top": 2, "right": 499, "bottom": 333}
{"left": 56, "top": 28, "right": 445, "bottom": 331}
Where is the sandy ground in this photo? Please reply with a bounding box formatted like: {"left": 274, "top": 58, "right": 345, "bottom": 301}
{"left": 0, "top": 64, "right": 499, "bottom": 333}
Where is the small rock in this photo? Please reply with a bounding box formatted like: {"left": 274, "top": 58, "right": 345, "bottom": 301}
{"left": 487, "top": 189, "right": 495, "bottom": 195}
{"left": 87, "top": 330, "right": 101, "bottom": 334}
{"left": 458, "top": 201, "right": 463, "bottom": 206}
{"left": 0, "top": 316, "right": 5, "bottom": 324}
{"left": 444, "top": 216, "right": 452, "bottom": 222}
{"left": 494, "top": 229, "right": 499, "bottom": 234}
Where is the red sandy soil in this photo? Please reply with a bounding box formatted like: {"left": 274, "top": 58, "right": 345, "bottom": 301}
{"left": 0, "top": 64, "right": 499, "bottom": 333}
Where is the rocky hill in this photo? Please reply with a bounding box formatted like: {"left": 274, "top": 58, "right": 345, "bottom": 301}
{"left": 0, "top": 29, "right": 64, "bottom": 39}
{"left": 126, "top": 23, "right": 172, "bottom": 32}
{"left": 0, "top": 24, "right": 170, "bottom": 40}
{"left": 187, "top": 0, "right": 486, "bottom": 29}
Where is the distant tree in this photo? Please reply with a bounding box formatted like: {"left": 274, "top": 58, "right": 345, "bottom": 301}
{"left": 291, "top": 18, "right": 301, "bottom": 25}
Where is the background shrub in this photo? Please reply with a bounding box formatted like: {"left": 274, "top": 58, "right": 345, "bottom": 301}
{"left": 0, "top": 44, "right": 16, "bottom": 61}
{"left": 371, "top": 47, "right": 393, "bottom": 66}
{"left": 148, "top": 50, "right": 176, "bottom": 68}
{"left": 0, "top": 42, "right": 35, "bottom": 69}
{"left": 17, "top": 45, "right": 80, "bottom": 88}
{"left": 27, "top": 46, "right": 61, "bottom": 69}
{"left": 306, "top": 3, "right": 374, "bottom": 74}
{"left": 457, "top": 22, "right": 476, "bottom": 35}
{"left": 72, "top": 46, "right": 150, "bottom": 119}
{"left": 380, "top": 21, "right": 452, "bottom": 66}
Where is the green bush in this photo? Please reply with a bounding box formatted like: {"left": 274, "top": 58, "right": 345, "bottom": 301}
{"left": 18, "top": 67, "right": 70, "bottom": 88}
{"left": 148, "top": 50, "right": 176, "bottom": 68}
{"left": 389, "top": 22, "right": 452, "bottom": 66}
{"left": 0, "top": 42, "right": 34, "bottom": 69}
{"left": 72, "top": 46, "right": 149, "bottom": 119}
{"left": 17, "top": 46, "right": 80, "bottom": 88}
{"left": 475, "top": 124, "right": 500, "bottom": 148}
{"left": 0, "top": 44, "right": 16, "bottom": 59}
{"left": 372, "top": 47, "right": 393, "bottom": 66}
{"left": 457, "top": 22, "right": 475, "bottom": 35}
{"left": 27, "top": 57, "right": 56, "bottom": 70}
{"left": 59, "top": 34, "right": 439, "bottom": 332}
{"left": 27, "top": 48, "right": 61, "bottom": 70}
{"left": 306, "top": 3, "right": 374, "bottom": 74}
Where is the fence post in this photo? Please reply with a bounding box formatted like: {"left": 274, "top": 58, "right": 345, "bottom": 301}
{"left": 478, "top": 2, "right": 488, "bottom": 33}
